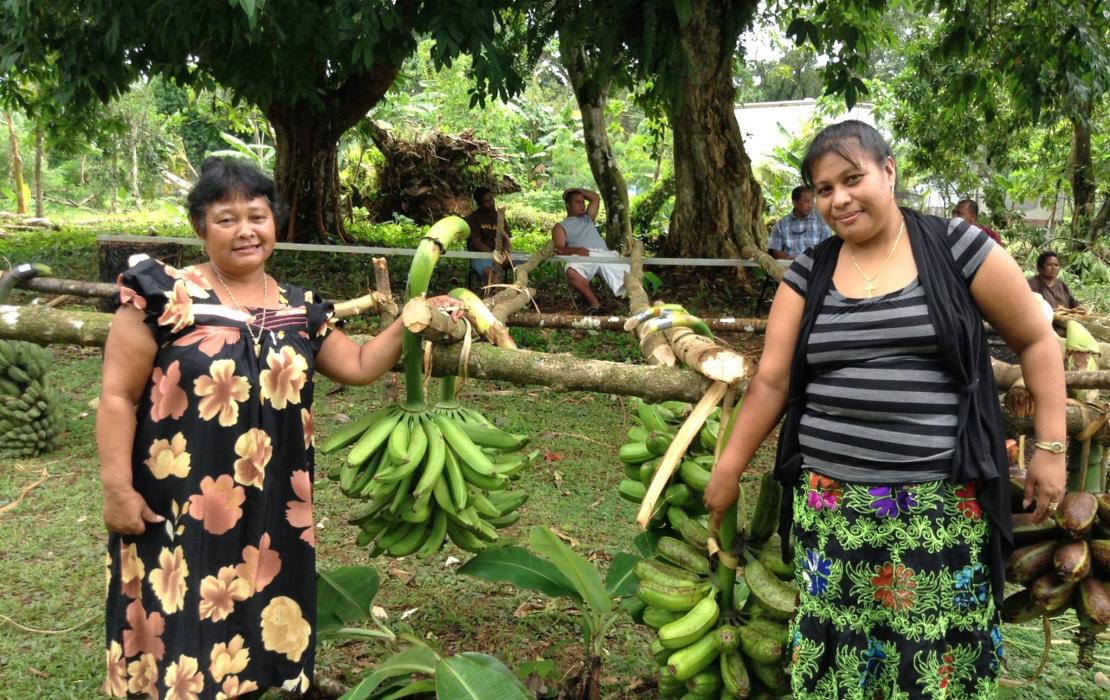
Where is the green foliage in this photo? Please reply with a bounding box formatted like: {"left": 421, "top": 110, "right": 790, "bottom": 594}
{"left": 460, "top": 526, "right": 639, "bottom": 660}
{"left": 317, "top": 566, "right": 382, "bottom": 637}
{"left": 628, "top": 174, "right": 674, "bottom": 249}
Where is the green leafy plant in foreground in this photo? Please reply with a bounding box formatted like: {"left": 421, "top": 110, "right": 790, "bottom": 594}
{"left": 459, "top": 526, "right": 640, "bottom": 699}
{"left": 316, "top": 565, "right": 532, "bottom": 700}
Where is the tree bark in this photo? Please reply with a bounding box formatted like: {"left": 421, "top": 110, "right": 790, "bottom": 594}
{"left": 1068, "top": 101, "right": 1095, "bottom": 245}
{"left": 560, "top": 37, "right": 632, "bottom": 251}
{"left": 265, "top": 66, "right": 399, "bottom": 243}
{"left": 4, "top": 112, "right": 28, "bottom": 215}
{"left": 664, "top": 1, "right": 779, "bottom": 278}
{"left": 129, "top": 123, "right": 142, "bottom": 209}
{"left": 33, "top": 129, "right": 44, "bottom": 218}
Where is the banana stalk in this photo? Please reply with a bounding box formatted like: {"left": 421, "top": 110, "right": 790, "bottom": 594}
{"left": 447, "top": 287, "right": 517, "bottom": 349}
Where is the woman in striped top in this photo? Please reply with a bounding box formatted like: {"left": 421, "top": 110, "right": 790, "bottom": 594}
{"left": 705, "top": 121, "right": 1067, "bottom": 699}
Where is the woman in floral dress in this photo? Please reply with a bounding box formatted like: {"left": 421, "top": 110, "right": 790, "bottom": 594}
{"left": 704, "top": 122, "right": 1068, "bottom": 699}
{"left": 98, "top": 157, "right": 457, "bottom": 699}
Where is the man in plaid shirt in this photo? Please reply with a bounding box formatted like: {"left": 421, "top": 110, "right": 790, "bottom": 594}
{"left": 768, "top": 186, "right": 832, "bottom": 259}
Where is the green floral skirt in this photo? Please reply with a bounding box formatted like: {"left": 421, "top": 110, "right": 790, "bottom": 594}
{"left": 788, "top": 472, "right": 1002, "bottom": 699}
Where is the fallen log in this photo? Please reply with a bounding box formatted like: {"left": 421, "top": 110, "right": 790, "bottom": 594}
{"left": 501, "top": 311, "right": 767, "bottom": 333}
{"left": 0, "top": 304, "right": 112, "bottom": 346}
{"left": 1004, "top": 404, "right": 1109, "bottom": 444}
{"left": 18, "top": 278, "right": 116, "bottom": 298}
{"left": 2, "top": 303, "right": 1109, "bottom": 415}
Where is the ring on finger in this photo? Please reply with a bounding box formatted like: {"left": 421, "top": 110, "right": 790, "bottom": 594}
{"left": 1047, "top": 501, "right": 1060, "bottom": 513}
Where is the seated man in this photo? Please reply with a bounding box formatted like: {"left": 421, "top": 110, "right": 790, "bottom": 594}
{"left": 768, "top": 186, "right": 832, "bottom": 259}
{"left": 552, "top": 188, "right": 628, "bottom": 313}
{"left": 953, "top": 199, "right": 1002, "bottom": 244}
{"left": 464, "top": 187, "right": 512, "bottom": 286}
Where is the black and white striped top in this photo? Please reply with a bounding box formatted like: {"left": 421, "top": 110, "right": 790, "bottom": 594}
{"left": 782, "top": 220, "right": 995, "bottom": 483}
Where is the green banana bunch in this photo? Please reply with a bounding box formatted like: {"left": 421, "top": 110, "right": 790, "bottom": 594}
{"left": 618, "top": 397, "right": 799, "bottom": 698}
{"left": 0, "top": 339, "right": 61, "bottom": 459}
{"left": 321, "top": 217, "right": 536, "bottom": 559}
{"left": 632, "top": 525, "right": 798, "bottom": 698}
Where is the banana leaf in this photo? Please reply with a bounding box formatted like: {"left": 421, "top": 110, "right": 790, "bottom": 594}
{"left": 317, "top": 566, "right": 379, "bottom": 636}
{"left": 341, "top": 646, "right": 437, "bottom": 700}
{"left": 528, "top": 526, "right": 610, "bottom": 616}
{"left": 604, "top": 552, "right": 641, "bottom": 598}
{"left": 458, "top": 546, "right": 579, "bottom": 601}
{"left": 434, "top": 652, "right": 532, "bottom": 699}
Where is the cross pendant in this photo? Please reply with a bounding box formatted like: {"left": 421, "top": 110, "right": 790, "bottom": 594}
{"left": 864, "top": 281, "right": 875, "bottom": 298}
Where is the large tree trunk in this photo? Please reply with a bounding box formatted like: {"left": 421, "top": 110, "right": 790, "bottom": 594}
{"left": 664, "top": 1, "right": 778, "bottom": 277}
{"left": 561, "top": 38, "right": 632, "bottom": 251}
{"left": 1069, "top": 101, "right": 1096, "bottom": 244}
{"left": 4, "top": 112, "right": 28, "bottom": 215}
{"left": 265, "top": 66, "right": 398, "bottom": 243}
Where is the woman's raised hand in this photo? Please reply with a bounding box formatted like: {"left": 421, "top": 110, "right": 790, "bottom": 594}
{"left": 426, "top": 295, "right": 465, "bottom": 320}
{"left": 103, "top": 486, "right": 164, "bottom": 535}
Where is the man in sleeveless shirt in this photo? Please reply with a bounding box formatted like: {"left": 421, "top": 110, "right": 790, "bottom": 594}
{"left": 552, "top": 188, "right": 628, "bottom": 313}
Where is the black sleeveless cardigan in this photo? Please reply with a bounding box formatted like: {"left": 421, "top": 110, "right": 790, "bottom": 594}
{"left": 772, "top": 208, "right": 1013, "bottom": 606}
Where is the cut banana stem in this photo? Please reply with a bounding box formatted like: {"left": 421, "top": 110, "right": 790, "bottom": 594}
{"left": 637, "top": 382, "right": 728, "bottom": 528}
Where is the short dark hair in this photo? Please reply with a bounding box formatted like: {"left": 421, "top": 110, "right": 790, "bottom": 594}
{"left": 791, "top": 186, "right": 810, "bottom": 202}
{"left": 473, "top": 186, "right": 492, "bottom": 205}
{"left": 187, "top": 157, "right": 288, "bottom": 234}
{"left": 801, "top": 120, "right": 892, "bottom": 189}
{"left": 1036, "top": 250, "right": 1060, "bottom": 268}
{"left": 955, "top": 199, "right": 979, "bottom": 216}
{"left": 563, "top": 189, "right": 581, "bottom": 205}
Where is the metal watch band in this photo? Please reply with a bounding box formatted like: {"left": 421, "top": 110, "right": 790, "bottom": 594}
{"left": 1033, "top": 440, "right": 1067, "bottom": 454}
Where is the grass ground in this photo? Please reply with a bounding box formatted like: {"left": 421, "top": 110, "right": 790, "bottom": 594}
{"left": 1, "top": 336, "right": 1109, "bottom": 699}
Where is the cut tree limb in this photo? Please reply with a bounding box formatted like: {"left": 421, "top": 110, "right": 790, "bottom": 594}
{"left": 630, "top": 239, "right": 750, "bottom": 383}
{"left": 19, "top": 278, "right": 116, "bottom": 298}
{"left": 486, "top": 240, "right": 555, "bottom": 321}
{"left": 373, "top": 257, "right": 397, "bottom": 326}
{"left": 627, "top": 241, "right": 676, "bottom": 367}
{"left": 2, "top": 303, "right": 1107, "bottom": 415}
{"left": 401, "top": 298, "right": 467, "bottom": 344}
{"left": 503, "top": 311, "right": 767, "bottom": 333}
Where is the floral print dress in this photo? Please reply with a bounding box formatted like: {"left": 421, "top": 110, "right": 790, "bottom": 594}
{"left": 104, "top": 257, "right": 333, "bottom": 699}
{"left": 789, "top": 474, "right": 1002, "bottom": 699}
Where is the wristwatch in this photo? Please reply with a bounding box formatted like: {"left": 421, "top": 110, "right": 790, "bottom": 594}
{"left": 1033, "top": 440, "right": 1067, "bottom": 454}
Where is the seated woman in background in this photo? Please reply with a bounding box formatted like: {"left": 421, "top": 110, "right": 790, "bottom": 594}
{"left": 1027, "top": 250, "right": 1081, "bottom": 310}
